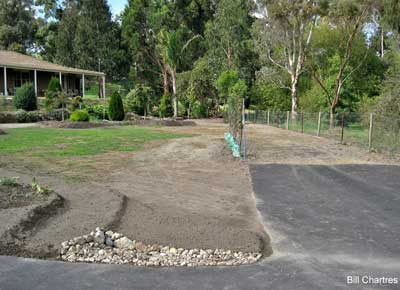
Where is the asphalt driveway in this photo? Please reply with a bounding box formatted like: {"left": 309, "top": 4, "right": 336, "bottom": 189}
{"left": 0, "top": 164, "right": 399, "bottom": 290}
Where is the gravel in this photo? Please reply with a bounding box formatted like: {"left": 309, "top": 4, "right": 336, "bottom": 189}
{"left": 60, "top": 228, "right": 262, "bottom": 267}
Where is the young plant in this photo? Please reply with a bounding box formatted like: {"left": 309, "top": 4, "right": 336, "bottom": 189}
{"left": 0, "top": 177, "right": 19, "bottom": 186}
{"left": 31, "top": 177, "right": 51, "bottom": 195}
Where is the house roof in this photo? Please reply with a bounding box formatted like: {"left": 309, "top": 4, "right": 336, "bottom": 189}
{"left": 0, "top": 50, "right": 105, "bottom": 77}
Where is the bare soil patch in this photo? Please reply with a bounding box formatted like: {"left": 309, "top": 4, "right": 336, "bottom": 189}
{"left": 245, "top": 124, "right": 400, "bottom": 165}
{"left": 0, "top": 182, "right": 63, "bottom": 257}
{"left": 0, "top": 120, "right": 271, "bottom": 261}
{"left": 0, "top": 184, "right": 48, "bottom": 209}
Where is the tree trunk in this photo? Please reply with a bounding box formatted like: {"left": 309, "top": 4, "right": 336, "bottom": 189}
{"left": 162, "top": 65, "right": 169, "bottom": 95}
{"left": 380, "top": 27, "right": 384, "bottom": 58}
{"left": 170, "top": 69, "right": 178, "bottom": 119}
{"left": 62, "top": 104, "right": 65, "bottom": 122}
{"left": 291, "top": 76, "right": 299, "bottom": 119}
{"left": 329, "top": 106, "right": 336, "bottom": 130}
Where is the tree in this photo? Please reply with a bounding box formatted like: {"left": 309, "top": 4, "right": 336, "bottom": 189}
{"left": 205, "top": 0, "right": 256, "bottom": 82}
{"left": 109, "top": 91, "right": 125, "bottom": 121}
{"left": 309, "top": 0, "right": 374, "bottom": 128}
{"left": 74, "top": 0, "right": 122, "bottom": 80}
{"left": 253, "top": 0, "right": 320, "bottom": 118}
{"left": 217, "top": 70, "right": 247, "bottom": 139}
{"left": 35, "top": 19, "right": 58, "bottom": 61}
{"left": 156, "top": 27, "right": 201, "bottom": 118}
{"left": 0, "top": 0, "right": 36, "bottom": 52}
{"left": 122, "top": 0, "right": 171, "bottom": 97}
{"left": 55, "top": 0, "right": 79, "bottom": 67}
{"left": 183, "top": 57, "right": 217, "bottom": 114}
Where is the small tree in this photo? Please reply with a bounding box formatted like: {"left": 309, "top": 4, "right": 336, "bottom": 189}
{"left": 124, "top": 85, "right": 152, "bottom": 116}
{"left": 58, "top": 91, "right": 69, "bottom": 122}
{"left": 44, "top": 77, "right": 62, "bottom": 110}
{"left": 14, "top": 83, "right": 37, "bottom": 111}
{"left": 217, "top": 70, "right": 247, "bottom": 139}
{"left": 109, "top": 91, "right": 125, "bottom": 121}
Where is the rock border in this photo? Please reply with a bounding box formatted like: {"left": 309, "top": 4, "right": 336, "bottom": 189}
{"left": 61, "top": 228, "right": 262, "bottom": 267}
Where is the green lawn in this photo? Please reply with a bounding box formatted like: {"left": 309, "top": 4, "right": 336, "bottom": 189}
{"left": 0, "top": 126, "right": 187, "bottom": 157}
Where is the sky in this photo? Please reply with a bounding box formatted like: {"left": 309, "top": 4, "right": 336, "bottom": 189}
{"left": 108, "top": 0, "right": 128, "bottom": 16}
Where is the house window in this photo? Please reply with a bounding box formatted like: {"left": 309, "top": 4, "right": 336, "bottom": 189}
{"left": 14, "top": 71, "right": 31, "bottom": 88}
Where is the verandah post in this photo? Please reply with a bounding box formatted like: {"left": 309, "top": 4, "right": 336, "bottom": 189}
{"left": 82, "top": 74, "right": 85, "bottom": 97}
{"left": 34, "top": 70, "right": 37, "bottom": 97}
{"left": 3, "top": 67, "right": 7, "bottom": 97}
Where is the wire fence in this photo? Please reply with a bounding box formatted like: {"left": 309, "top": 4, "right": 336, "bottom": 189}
{"left": 245, "top": 110, "right": 400, "bottom": 157}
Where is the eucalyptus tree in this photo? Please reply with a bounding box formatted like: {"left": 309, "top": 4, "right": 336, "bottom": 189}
{"left": 309, "top": 0, "right": 375, "bottom": 128}
{"left": 253, "top": 0, "right": 321, "bottom": 118}
{"left": 205, "top": 0, "right": 255, "bottom": 80}
{"left": 0, "top": 0, "right": 36, "bottom": 52}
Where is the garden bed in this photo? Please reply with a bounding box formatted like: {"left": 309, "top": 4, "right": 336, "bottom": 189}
{"left": 0, "top": 179, "right": 64, "bottom": 257}
{"left": 38, "top": 119, "right": 197, "bottom": 129}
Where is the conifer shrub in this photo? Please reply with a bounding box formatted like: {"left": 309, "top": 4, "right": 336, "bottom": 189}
{"left": 108, "top": 91, "right": 125, "bottom": 121}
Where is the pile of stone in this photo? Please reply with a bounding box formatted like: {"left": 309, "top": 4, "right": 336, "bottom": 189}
{"left": 60, "top": 228, "right": 262, "bottom": 267}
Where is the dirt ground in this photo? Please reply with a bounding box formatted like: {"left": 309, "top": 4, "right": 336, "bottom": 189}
{"left": 245, "top": 123, "right": 400, "bottom": 165}
{"left": 1, "top": 119, "right": 397, "bottom": 260}
{"left": 0, "top": 120, "right": 270, "bottom": 258}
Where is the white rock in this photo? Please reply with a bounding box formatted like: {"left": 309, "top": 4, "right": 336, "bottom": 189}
{"left": 105, "top": 237, "right": 114, "bottom": 247}
{"left": 94, "top": 230, "right": 105, "bottom": 244}
{"left": 114, "top": 237, "right": 133, "bottom": 249}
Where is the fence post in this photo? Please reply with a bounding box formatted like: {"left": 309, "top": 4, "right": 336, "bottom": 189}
{"left": 267, "top": 111, "right": 270, "bottom": 126}
{"left": 368, "top": 113, "right": 374, "bottom": 151}
{"left": 340, "top": 112, "right": 345, "bottom": 144}
{"left": 301, "top": 112, "right": 304, "bottom": 133}
{"left": 241, "top": 99, "right": 246, "bottom": 159}
{"left": 286, "top": 111, "right": 290, "bottom": 130}
{"left": 317, "top": 112, "right": 322, "bottom": 137}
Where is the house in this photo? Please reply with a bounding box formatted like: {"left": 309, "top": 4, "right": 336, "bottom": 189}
{"left": 0, "top": 50, "right": 105, "bottom": 98}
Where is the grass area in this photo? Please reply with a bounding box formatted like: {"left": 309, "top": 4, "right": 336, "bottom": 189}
{"left": 0, "top": 126, "right": 187, "bottom": 157}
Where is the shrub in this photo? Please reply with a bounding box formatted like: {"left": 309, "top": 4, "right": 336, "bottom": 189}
{"left": 44, "top": 109, "right": 70, "bottom": 121}
{"left": 0, "top": 177, "right": 19, "bottom": 186}
{"left": 44, "top": 77, "right": 62, "bottom": 109}
{"left": 87, "top": 104, "right": 108, "bottom": 120}
{"left": 159, "top": 93, "right": 173, "bottom": 118}
{"left": 124, "top": 85, "right": 152, "bottom": 116}
{"left": 15, "top": 110, "right": 41, "bottom": 123}
{"left": 71, "top": 96, "right": 83, "bottom": 110}
{"left": 0, "top": 111, "right": 17, "bottom": 123}
{"left": 178, "top": 101, "right": 186, "bottom": 117}
{"left": 70, "top": 110, "right": 90, "bottom": 122}
{"left": 109, "top": 91, "right": 125, "bottom": 121}
{"left": 191, "top": 101, "right": 207, "bottom": 119}
{"left": 14, "top": 83, "right": 37, "bottom": 111}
